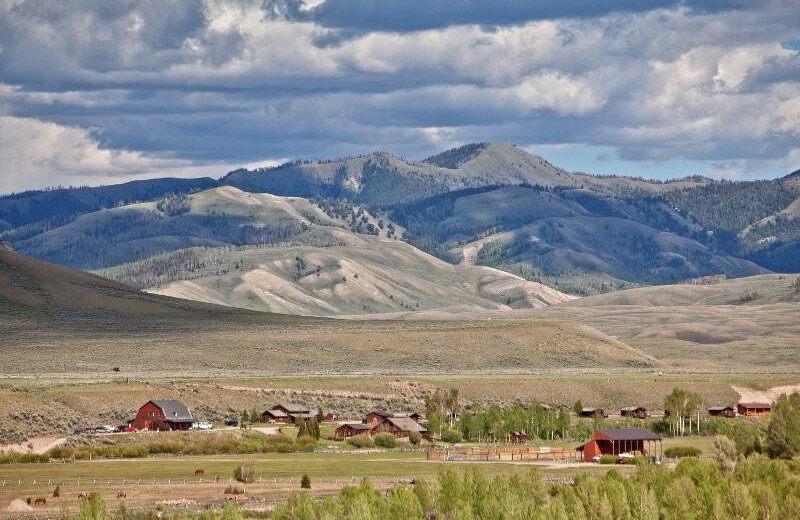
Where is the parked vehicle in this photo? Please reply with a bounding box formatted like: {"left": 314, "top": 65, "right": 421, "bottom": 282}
{"left": 193, "top": 421, "right": 213, "bottom": 430}
{"left": 617, "top": 452, "right": 635, "bottom": 464}
{"left": 122, "top": 426, "right": 138, "bottom": 433}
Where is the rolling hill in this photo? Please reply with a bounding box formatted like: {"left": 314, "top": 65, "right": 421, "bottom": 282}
{"left": 0, "top": 248, "right": 656, "bottom": 378}
{"left": 90, "top": 188, "right": 573, "bottom": 316}
{"left": 138, "top": 239, "right": 573, "bottom": 316}
{"left": 380, "top": 274, "right": 800, "bottom": 372}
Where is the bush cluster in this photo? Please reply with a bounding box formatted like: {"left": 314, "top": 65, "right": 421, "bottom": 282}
{"left": 664, "top": 446, "right": 703, "bottom": 458}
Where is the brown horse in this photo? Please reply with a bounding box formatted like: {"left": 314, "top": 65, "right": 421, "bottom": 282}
{"left": 116, "top": 491, "right": 127, "bottom": 499}
{"left": 34, "top": 497, "right": 47, "bottom": 506}
{"left": 195, "top": 468, "right": 205, "bottom": 476}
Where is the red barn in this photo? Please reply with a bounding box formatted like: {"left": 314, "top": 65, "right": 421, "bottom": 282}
{"left": 579, "top": 428, "right": 662, "bottom": 462}
{"left": 130, "top": 400, "right": 194, "bottom": 431}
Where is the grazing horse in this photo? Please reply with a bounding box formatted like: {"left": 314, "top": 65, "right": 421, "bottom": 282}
{"left": 34, "top": 497, "right": 47, "bottom": 506}
{"left": 195, "top": 468, "right": 205, "bottom": 476}
{"left": 116, "top": 491, "right": 127, "bottom": 499}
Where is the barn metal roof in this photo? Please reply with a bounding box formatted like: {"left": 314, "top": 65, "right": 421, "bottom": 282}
{"left": 338, "top": 423, "right": 371, "bottom": 430}
{"left": 275, "top": 403, "right": 312, "bottom": 413}
{"left": 738, "top": 402, "right": 771, "bottom": 408}
{"left": 386, "top": 416, "right": 427, "bottom": 433}
{"left": 596, "top": 428, "right": 661, "bottom": 441}
{"left": 151, "top": 400, "right": 194, "bottom": 422}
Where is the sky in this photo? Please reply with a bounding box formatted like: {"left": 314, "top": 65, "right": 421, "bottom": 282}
{"left": 0, "top": 0, "right": 799, "bottom": 194}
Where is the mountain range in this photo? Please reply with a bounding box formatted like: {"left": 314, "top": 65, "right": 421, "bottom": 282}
{"left": 1, "top": 142, "right": 798, "bottom": 312}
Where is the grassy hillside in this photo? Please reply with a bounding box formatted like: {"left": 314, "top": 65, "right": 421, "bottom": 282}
{"left": 126, "top": 238, "right": 574, "bottom": 316}
{"left": 392, "top": 185, "right": 763, "bottom": 294}
{"left": 12, "top": 186, "right": 391, "bottom": 270}
{"left": 0, "top": 249, "right": 655, "bottom": 380}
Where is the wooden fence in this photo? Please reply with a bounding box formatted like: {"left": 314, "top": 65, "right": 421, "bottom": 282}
{"left": 427, "top": 445, "right": 581, "bottom": 462}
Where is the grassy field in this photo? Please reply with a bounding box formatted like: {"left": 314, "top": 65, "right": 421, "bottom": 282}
{"left": 0, "top": 450, "right": 631, "bottom": 516}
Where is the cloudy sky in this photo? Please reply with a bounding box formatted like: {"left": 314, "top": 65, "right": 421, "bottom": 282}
{"left": 0, "top": 0, "right": 799, "bottom": 194}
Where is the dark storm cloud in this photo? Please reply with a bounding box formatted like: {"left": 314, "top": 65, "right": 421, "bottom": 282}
{"left": 0, "top": 0, "right": 799, "bottom": 193}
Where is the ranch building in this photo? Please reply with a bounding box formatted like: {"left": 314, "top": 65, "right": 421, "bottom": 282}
{"left": 130, "top": 400, "right": 194, "bottom": 431}
{"left": 262, "top": 403, "right": 334, "bottom": 424}
{"left": 578, "top": 407, "right": 608, "bottom": 418}
{"left": 620, "top": 406, "right": 648, "bottom": 419}
{"left": 578, "top": 428, "right": 662, "bottom": 462}
{"left": 371, "top": 416, "right": 428, "bottom": 440}
{"left": 737, "top": 402, "right": 772, "bottom": 417}
{"left": 364, "top": 410, "right": 393, "bottom": 426}
{"left": 333, "top": 423, "right": 372, "bottom": 441}
{"left": 708, "top": 406, "right": 736, "bottom": 418}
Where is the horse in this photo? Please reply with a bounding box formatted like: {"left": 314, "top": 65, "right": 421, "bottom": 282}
{"left": 116, "top": 491, "right": 127, "bottom": 499}
{"left": 195, "top": 468, "right": 205, "bottom": 476}
{"left": 34, "top": 497, "right": 47, "bottom": 506}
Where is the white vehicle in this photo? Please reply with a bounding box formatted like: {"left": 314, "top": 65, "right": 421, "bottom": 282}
{"left": 193, "top": 421, "right": 213, "bottom": 430}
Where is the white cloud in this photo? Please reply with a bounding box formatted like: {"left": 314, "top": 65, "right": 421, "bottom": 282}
{"left": 0, "top": 116, "right": 263, "bottom": 193}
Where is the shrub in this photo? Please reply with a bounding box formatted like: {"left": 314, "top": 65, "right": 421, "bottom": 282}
{"left": 295, "top": 435, "right": 318, "bottom": 452}
{"left": 441, "top": 430, "right": 462, "bottom": 444}
{"left": 347, "top": 434, "right": 374, "bottom": 448}
{"left": 373, "top": 433, "right": 397, "bottom": 448}
{"left": 224, "top": 485, "right": 245, "bottom": 495}
{"left": 234, "top": 461, "right": 255, "bottom": 483}
{"left": 665, "top": 446, "right": 703, "bottom": 458}
{"left": 409, "top": 431, "right": 422, "bottom": 445}
{"left": 599, "top": 455, "right": 617, "bottom": 464}
{"left": 300, "top": 474, "right": 311, "bottom": 489}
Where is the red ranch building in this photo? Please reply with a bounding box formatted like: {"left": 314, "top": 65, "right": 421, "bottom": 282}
{"left": 130, "top": 400, "right": 194, "bottom": 431}
{"left": 578, "top": 428, "right": 662, "bottom": 462}
{"left": 737, "top": 402, "right": 771, "bottom": 417}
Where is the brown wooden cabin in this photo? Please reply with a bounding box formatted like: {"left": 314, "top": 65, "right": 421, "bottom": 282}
{"left": 364, "top": 410, "right": 392, "bottom": 426}
{"left": 333, "top": 423, "right": 371, "bottom": 441}
{"left": 261, "top": 409, "right": 291, "bottom": 423}
{"left": 737, "top": 402, "right": 771, "bottom": 417}
{"left": 578, "top": 428, "right": 662, "bottom": 462}
{"left": 620, "top": 407, "right": 648, "bottom": 419}
{"left": 510, "top": 431, "right": 527, "bottom": 444}
{"left": 263, "top": 403, "right": 331, "bottom": 424}
{"left": 130, "top": 400, "right": 194, "bottom": 431}
{"left": 578, "top": 408, "right": 608, "bottom": 418}
{"left": 372, "top": 416, "right": 428, "bottom": 440}
{"left": 708, "top": 406, "right": 735, "bottom": 418}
